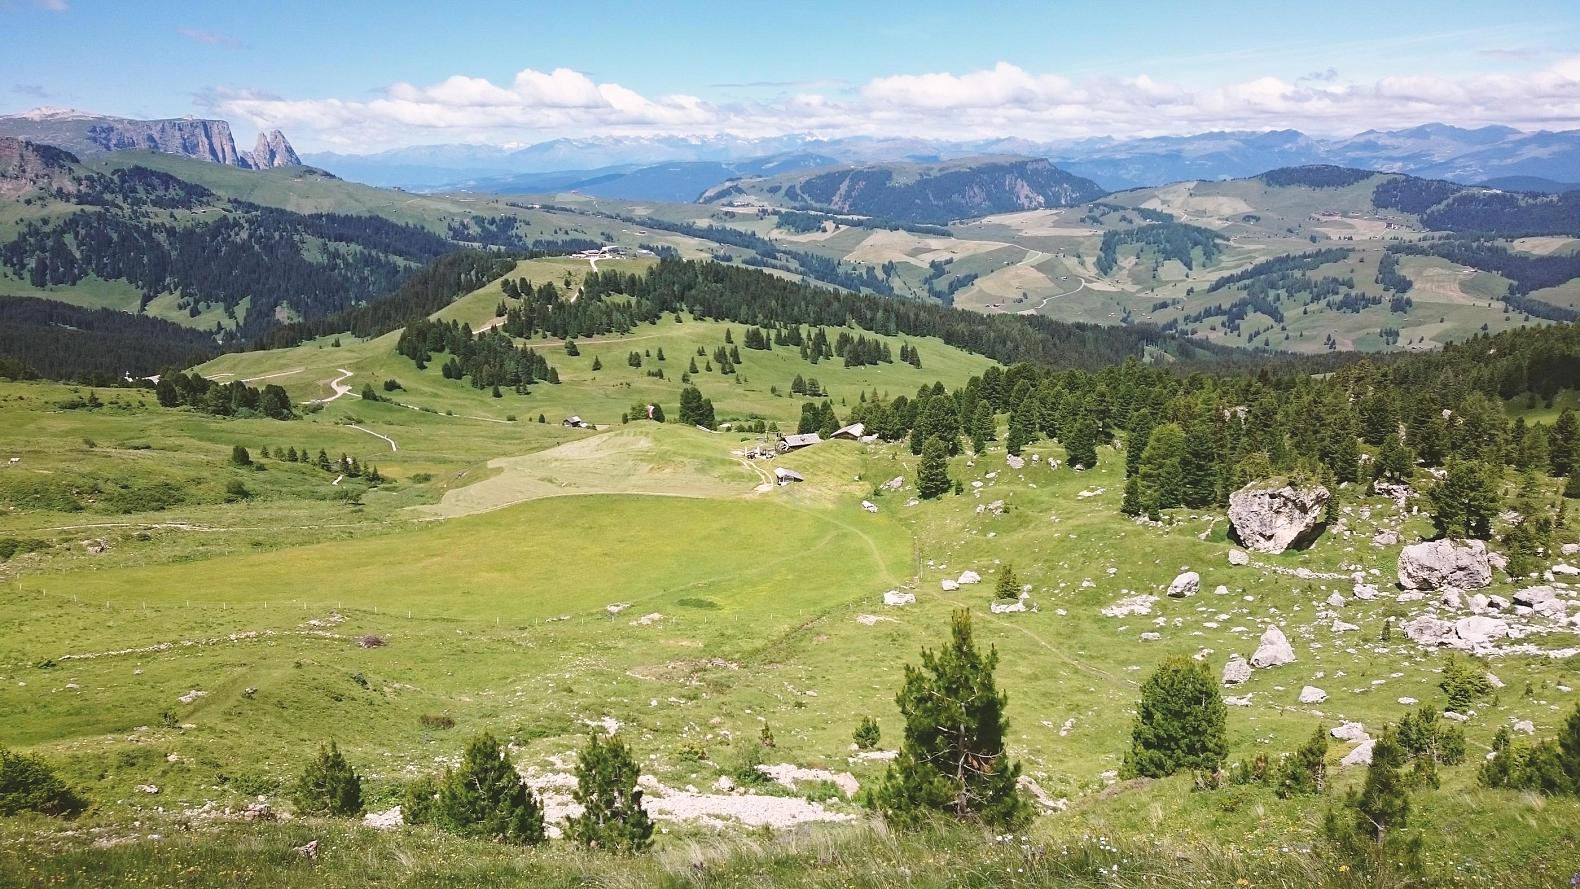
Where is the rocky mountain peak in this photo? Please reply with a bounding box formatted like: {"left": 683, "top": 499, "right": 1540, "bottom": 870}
{"left": 250, "top": 129, "right": 301, "bottom": 169}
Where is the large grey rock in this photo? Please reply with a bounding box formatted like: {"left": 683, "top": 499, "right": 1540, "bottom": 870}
{"left": 1454, "top": 616, "right": 1509, "bottom": 646}
{"left": 1396, "top": 539, "right": 1493, "bottom": 591}
{"left": 1167, "top": 571, "right": 1200, "bottom": 598}
{"left": 1227, "top": 482, "right": 1329, "bottom": 554}
{"left": 1299, "top": 686, "right": 1328, "bottom": 704}
{"left": 1341, "top": 740, "right": 1375, "bottom": 766}
{"left": 1331, "top": 722, "right": 1369, "bottom": 743}
{"left": 1221, "top": 656, "right": 1252, "bottom": 686}
{"left": 1403, "top": 615, "right": 1457, "bottom": 646}
{"left": 1250, "top": 625, "right": 1295, "bottom": 668}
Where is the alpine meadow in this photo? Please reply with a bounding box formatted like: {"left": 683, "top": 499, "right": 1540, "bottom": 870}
{"left": 5, "top": 3, "right": 1580, "bottom": 887}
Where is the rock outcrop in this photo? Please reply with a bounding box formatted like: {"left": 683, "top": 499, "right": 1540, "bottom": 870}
{"left": 1396, "top": 539, "right": 1494, "bottom": 591}
{"left": 1221, "top": 656, "right": 1251, "bottom": 686}
{"left": 250, "top": 129, "right": 301, "bottom": 168}
{"left": 1227, "top": 481, "right": 1329, "bottom": 553}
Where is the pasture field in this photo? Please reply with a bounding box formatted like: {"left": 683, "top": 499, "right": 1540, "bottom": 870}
{"left": 2, "top": 260, "right": 1579, "bottom": 887}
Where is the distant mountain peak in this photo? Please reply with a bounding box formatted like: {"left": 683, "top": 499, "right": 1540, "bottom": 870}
{"left": 0, "top": 109, "right": 300, "bottom": 171}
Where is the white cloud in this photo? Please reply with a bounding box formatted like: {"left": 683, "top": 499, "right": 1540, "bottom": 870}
{"left": 207, "top": 57, "right": 1580, "bottom": 152}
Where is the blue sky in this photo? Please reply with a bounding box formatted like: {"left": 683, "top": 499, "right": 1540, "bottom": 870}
{"left": 4, "top": 0, "right": 1580, "bottom": 152}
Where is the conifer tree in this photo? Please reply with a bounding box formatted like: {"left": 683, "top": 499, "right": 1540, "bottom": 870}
{"left": 1551, "top": 409, "right": 1579, "bottom": 476}
{"left": 566, "top": 732, "right": 653, "bottom": 853}
{"left": 1181, "top": 419, "right": 1220, "bottom": 509}
{"left": 1137, "top": 422, "right": 1187, "bottom": 511}
{"left": 1277, "top": 725, "right": 1328, "bottom": 798}
{"left": 916, "top": 437, "right": 953, "bottom": 500}
{"left": 1324, "top": 727, "right": 1423, "bottom": 878}
{"left": 436, "top": 732, "right": 545, "bottom": 845}
{"left": 291, "top": 741, "right": 363, "bottom": 817}
{"left": 853, "top": 716, "right": 881, "bottom": 751}
{"left": 1063, "top": 413, "right": 1099, "bottom": 469}
{"left": 995, "top": 564, "right": 1020, "bottom": 600}
{"left": 1122, "top": 657, "right": 1227, "bottom": 778}
{"left": 1120, "top": 475, "right": 1143, "bottom": 516}
{"left": 1426, "top": 460, "right": 1500, "bottom": 539}
{"left": 874, "top": 610, "right": 1029, "bottom": 829}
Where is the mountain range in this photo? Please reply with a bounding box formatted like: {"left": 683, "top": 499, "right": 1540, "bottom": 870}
{"left": 0, "top": 107, "right": 300, "bottom": 171}
{"left": 300, "top": 124, "right": 1580, "bottom": 195}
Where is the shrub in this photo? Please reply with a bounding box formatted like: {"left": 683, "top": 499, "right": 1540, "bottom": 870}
{"left": 566, "top": 732, "right": 653, "bottom": 853}
{"left": 1439, "top": 656, "right": 1492, "bottom": 713}
{"left": 1277, "top": 725, "right": 1328, "bottom": 797}
{"left": 435, "top": 733, "right": 545, "bottom": 844}
{"left": 419, "top": 714, "right": 455, "bottom": 730}
{"left": 853, "top": 716, "right": 881, "bottom": 751}
{"left": 291, "top": 741, "right": 363, "bottom": 817}
{"left": 1122, "top": 657, "right": 1227, "bottom": 779}
{"left": 231, "top": 445, "right": 251, "bottom": 466}
{"left": 402, "top": 774, "right": 441, "bottom": 825}
{"left": 0, "top": 748, "right": 87, "bottom": 817}
{"left": 224, "top": 479, "right": 251, "bottom": 501}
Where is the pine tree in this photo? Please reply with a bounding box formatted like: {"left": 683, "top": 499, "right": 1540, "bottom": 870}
{"left": 1551, "top": 409, "right": 1579, "bottom": 476}
{"left": 1277, "top": 725, "right": 1328, "bottom": 798}
{"left": 1006, "top": 401, "right": 1037, "bottom": 456}
{"left": 874, "top": 610, "right": 1029, "bottom": 829}
{"left": 436, "top": 733, "right": 545, "bottom": 844}
{"left": 853, "top": 716, "right": 881, "bottom": 751}
{"left": 995, "top": 564, "right": 1020, "bottom": 601}
{"left": 1137, "top": 422, "right": 1187, "bottom": 512}
{"left": 1324, "top": 727, "right": 1423, "bottom": 878}
{"left": 1122, "top": 657, "right": 1227, "bottom": 778}
{"left": 1180, "top": 420, "right": 1220, "bottom": 509}
{"left": 916, "top": 436, "right": 953, "bottom": 500}
{"left": 1427, "top": 460, "right": 1500, "bottom": 539}
{"left": 566, "top": 732, "right": 653, "bottom": 853}
{"left": 591, "top": 356, "right": 603, "bottom": 371}
{"left": 1120, "top": 475, "right": 1143, "bottom": 516}
{"left": 1372, "top": 434, "right": 1416, "bottom": 486}
{"left": 1063, "top": 413, "right": 1099, "bottom": 469}
{"left": 291, "top": 741, "right": 363, "bottom": 817}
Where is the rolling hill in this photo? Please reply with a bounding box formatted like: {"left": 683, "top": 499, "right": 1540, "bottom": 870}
{"left": 698, "top": 157, "right": 1109, "bottom": 223}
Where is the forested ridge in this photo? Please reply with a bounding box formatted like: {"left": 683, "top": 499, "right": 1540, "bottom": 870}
{"left": 0, "top": 296, "right": 222, "bottom": 382}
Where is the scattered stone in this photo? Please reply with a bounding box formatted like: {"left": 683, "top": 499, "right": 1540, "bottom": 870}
{"left": 957, "top": 571, "right": 982, "bottom": 585}
{"left": 1250, "top": 625, "right": 1296, "bottom": 668}
{"left": 1167, "top": 571, "right": 1200, "bottom": 598}
{"left": 83, "top": 538, "right": 108, "bottom": 555}
{"left": 1227, "top": 482, "right": 1330, "bottom": 554}
{"left": 940, "top": 579, "right": 960, "bottom": 591}
{"left": 1554, "top": 563, "right": 1580, "bottom": 577}
{"left": 882, "top": 476, "right": 905, "bottom": 491}
{"left": 1512, "top": 720, "right": 1536, "bottom": 735}
{"left": 633, "top": 612, "right": 665, "bottom": 626}
{"left": 1214, "top": 584, "right": 1230, "bottom": 596}
{"left": 1372, "top": 530, "right": 1399, "bottom": 547}
{"left": 1005, "top": 454, "right": 1025, "bottom": 470}
{"left": 1443, "top": 711, "right": 1469, "bottom": 722}
{"left": 1228, "top": 549, "right": 1250, "bottom": 567}
{"left": 294, "top": 840, "right": 319, "bottom": 860}
{"left": 363, "top": 807, "right": 402, "bottom": 829}
{"left": 1514, "top": 586, "right": 1561, "bottom": 608}
{"left": 1326, "top": 592, "right": 1346, "bottom": 608}
{"left": 882, "top": 590, "right": 915, "bottom": 607}
{"left": 1299, "top": 686, "right": 1328, "bottom": 704}
{"left": 1016, "top": 775, "right": 1066, "bottom": 811}
{"left": 757, "top": 764, "right": 859, "bottom": 798}
{"left": 1224, "top": 694, "right": 1253, "bottom": 707}
{"left": 1102, "top": 595, "right": 1158, "bottom": 618}
{"left": 1397, "top": 697, "right": 1418, "bottom": 705}
{"left": 1221, "top": 657, "right": 1252, "bottom": 686}
{"left": 1139, "top": 631, "right": 1162, "bottom": 641}
{"left": 136, "top": 784, "right": 159, "bottom": 794}
{"left": 1397, "top": 539, "right": 1493, "bottom": 591}
{"left": 854, "top": 613, "right": 893, "bottom": 626}
{"left": 861, "top": 500, "right": 878, "bottom": 514}
{"left": 177, "top": 689, "right": 206, "bottom": 704}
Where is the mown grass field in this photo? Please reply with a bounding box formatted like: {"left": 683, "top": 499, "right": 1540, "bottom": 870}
{"left": 3, "top": 263, "right": 1580, "bottom": 886}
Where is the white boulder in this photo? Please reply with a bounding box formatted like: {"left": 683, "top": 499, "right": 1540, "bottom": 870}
{"left": 1167, "top": 571, "right": 1201, "bottom": 598}
{"left": 1299, "top": 686, "right": 1328, "bottom": 704}
{"left": 1396, "top": 539, "right": 1493, "bottom": 591}
{"left": 1249, "top": 625, "right": 1296, "bottom": 668}
{"left": 1222, "top": 657, "right": 1252, "bottom": 686}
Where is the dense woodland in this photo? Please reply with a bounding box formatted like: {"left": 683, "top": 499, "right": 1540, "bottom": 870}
{"left": 1095, "top": 222, "right": 1225, "bottom": 276}
{"left": 0, "top": 296, "right": 221, "bottom": 382}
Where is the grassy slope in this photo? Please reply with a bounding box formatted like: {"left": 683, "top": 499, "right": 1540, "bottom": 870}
{"left": 4, "top": 283, "right": 1580, "bottom": 885}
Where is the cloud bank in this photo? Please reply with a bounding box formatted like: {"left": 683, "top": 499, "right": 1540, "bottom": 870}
{"left": 207, "top": 58, "right": 1580, "bottom": 151}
